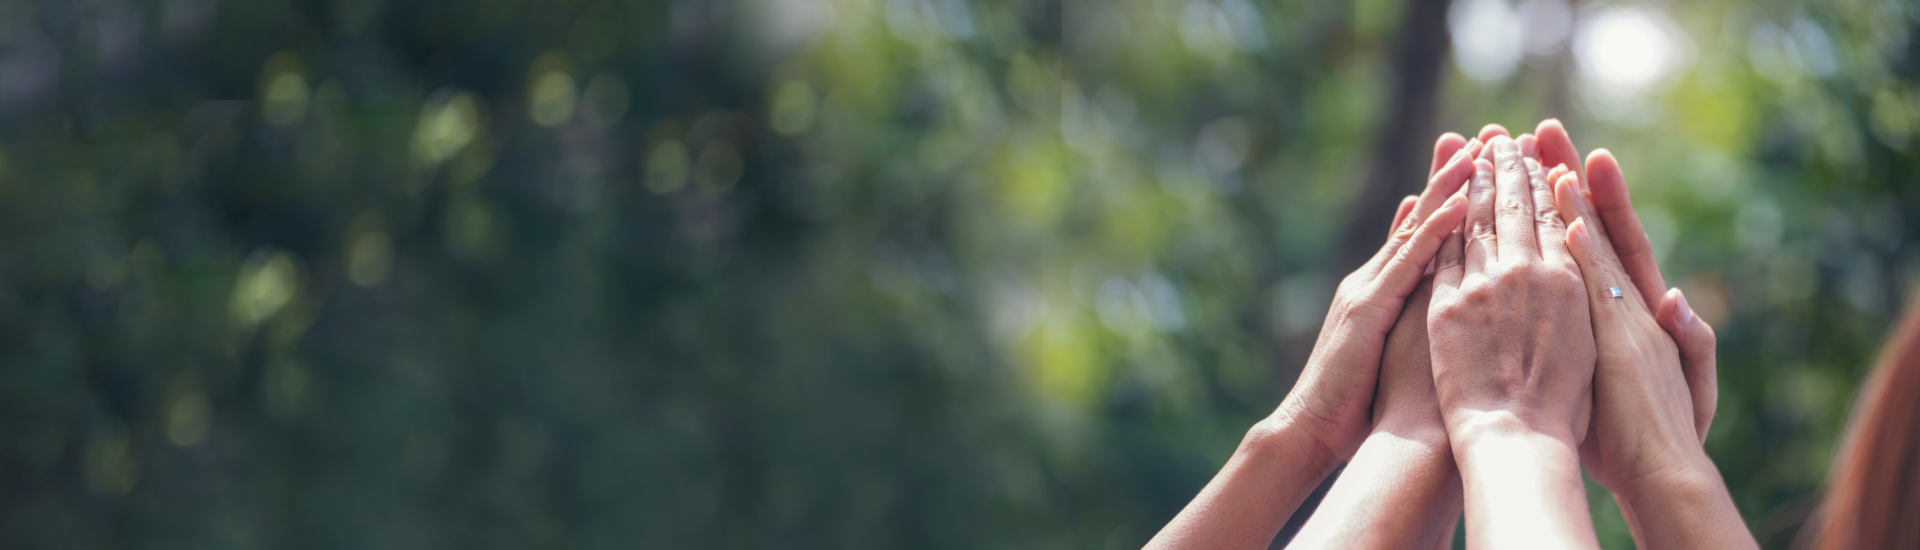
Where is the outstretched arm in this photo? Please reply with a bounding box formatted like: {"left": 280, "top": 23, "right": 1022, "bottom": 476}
{"left": 1147, "top": 136, "right": 1481, "bottom": 550}
{"left": 1286, "top": 274, "right": 1463, "bottom": 549}
{"left": 1287, "top": 132, "right": 1488, "bottom": 550}
{"left": 1537, "top": 119, "right": 1750, "bottom": 549}
{"left": 1554, "top": 160, "right": 1754, "bottom": 550}
{"left": 1429, "top": 137, "right": 1600, "bottom": 549}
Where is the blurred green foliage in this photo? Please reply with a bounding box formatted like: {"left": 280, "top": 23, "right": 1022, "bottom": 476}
{"left": 0, "top": 0, "right": 1916, "bottom": 548}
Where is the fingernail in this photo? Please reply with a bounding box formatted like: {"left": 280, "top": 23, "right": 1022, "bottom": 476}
{"left": 1675, "top": 289, "right": 1694, "bottom": 326}
{"left": 1555, "top": 163, "right": 1568, "bottom": 174}
{"left": 1570, "top": 218, "right": 1591, "bottom": 249}
{"left": 1519, "top": 136, "right": 1538, "bottom": 158}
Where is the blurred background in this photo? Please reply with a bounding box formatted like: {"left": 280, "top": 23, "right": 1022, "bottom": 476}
{"left": 0, "top": 0, "right": 1911, "bottom": 548}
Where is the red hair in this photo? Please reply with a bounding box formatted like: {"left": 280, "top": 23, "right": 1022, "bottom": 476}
{"left": 1810, "top": 299, "right": 1920, "bottom": 549}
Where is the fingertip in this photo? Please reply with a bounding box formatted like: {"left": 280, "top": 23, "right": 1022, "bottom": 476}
{"left": 1585, "top": 148, "right": 1620, "bottom": 176}
{"left": 1517, "top": 133, "right": 1539, "bottom": 158}
{"left": 1477, "top": 123, "right": 1510, "bottom": 142}
{"left": 1671, "top": 288, "right": 1693, "bottom": 326}
{"left": 1567, "top": 217, "right": 1592, "bottom": 253}
{"left": 1584, "top": 149, "right": 1630, "bottom": 203}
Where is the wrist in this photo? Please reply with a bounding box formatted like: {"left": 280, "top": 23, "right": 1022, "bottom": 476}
{"left": 1369, "top": 414, "right": 1452, "bottom": 450}
{"left": 1247, "top": 414, "right": 1344, "bottom": 480}
{"left": 1615, "top": 452, "right": 1724, "bottom": 506}
{"left": 1446, "top": 409, "right": 1580, "bottom": 450}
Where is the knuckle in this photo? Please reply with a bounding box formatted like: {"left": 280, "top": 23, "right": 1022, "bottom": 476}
{"left": 1534, "top": 206, "right": 1564, "bottom": 226}
{"left": 1500, "top": 200, "right": 1529, "bottom": 216}
{"left": 1431, "top": 300, "right": 1470, "bottom": 324}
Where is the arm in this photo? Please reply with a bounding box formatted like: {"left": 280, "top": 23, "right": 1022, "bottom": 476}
{"left": 1451, "top": 413, "right": 1595, "bottom": 548}
{"left": 1286, "top": 275, "right": 1461, "bottom": 550}
{"left": 1289, "top": 430, "right": 1461, "bottom": 548}
{"left": 1289, "top": 133, "right": 1482, "bottom": 549}
{"left": 1553, "top": 164, "right": 1755, "bottom": 549}
{"left": 1428, "top": 137, "right": 1600, "bottom": 549}
{"left": 1147, "top": 136, "right": 1483, "bottom": 550}
{"left": 1148, "top": 417, "right": 1341, "bottom": 550}
{"left": 1534, "top": 120, "right": 1739, "bottom": 547}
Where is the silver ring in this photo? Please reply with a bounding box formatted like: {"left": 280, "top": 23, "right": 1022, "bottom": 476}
{"left": 1607, "top": 286, "right": 1624, "bottom": 299}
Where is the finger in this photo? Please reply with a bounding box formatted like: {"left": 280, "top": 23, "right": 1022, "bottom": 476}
{"left": 1466, "top": 158, "right": 1499, "bottom": 270}
{"left": 1364, "top": 139, "right": 1481, "bottom": 278}
{"left": 1430, "top": 133, "right": 1468, "bottom": 178}
{"left": 1372, "top": 194, "right": 1472, "bottom": 301}
{"left": 1566, "top": 218, "right": 1649, "bottom": 315}
{"left": 1517, "top": 133, "right": 1538, "bottom": 159}
{"left": 1655, "top": 288, "right": 1719, "bottom": 442}
{"left": 1476, "top": 124, "right": 1510, "bottom": 142}
{"left": 1566, "top": 219, "right": 1626, "bottom": 322}
{"left": 1436, "top": 221, "right": 1468, "bottom": 291}
{"left": 1491, "top": 136, "right": 1538, "bottom": 258}
{"left": 1535, "top": 119, "right": 1582, "bottom": 183}
{"left": 1390, "top": 195, "right": 1419, "bottom": 235}
{"left": 1552, "top": 172, "right": 1625, "bottom": 260}
{"left": 1546, "top": 163, "right": 1570, "bottom": 195}
{"left": 1528, "top": 157, "right": 1571, "bottom": 263}
{"left": 1409, "top": 138, "right": 1483, "bottom": 223}
{"left": 1586, "top": 149, "right": 1668, "bottom": 307}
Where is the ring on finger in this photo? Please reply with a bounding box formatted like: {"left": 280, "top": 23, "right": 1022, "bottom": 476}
{"left": 1607, "top": 286, "right": 1624, "bottom": 299}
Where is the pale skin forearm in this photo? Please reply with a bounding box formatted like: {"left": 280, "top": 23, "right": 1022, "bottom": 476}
{"left": 1452, "top": 413, "right": 1599, "bottom": 550}
{"left": 1616, "top": 460, "right": 1757, "bottom": 550}
{"left": 1145, "top": 417, "right": 1340, "bottom": 550}
{"left": 1286, "top": 429, "right": 1463, "bottom": 550}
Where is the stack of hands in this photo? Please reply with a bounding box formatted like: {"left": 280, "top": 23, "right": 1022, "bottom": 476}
{"left": 1148, "top": 121, "right": 1753, "bottom": 550}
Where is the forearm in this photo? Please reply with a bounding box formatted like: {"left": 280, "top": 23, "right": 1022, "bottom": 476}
{"left": 1146, "top": 416, "right": 1342, "bottom": 550}
{"left": 1618, "top": 460, "right": 1756, "bottom": 550}
{"left": 1452, "top": 413, "right": 1599, "bottom": 550}
{"left": 1287, "top": 428, "right": 1462, "bottom": 550}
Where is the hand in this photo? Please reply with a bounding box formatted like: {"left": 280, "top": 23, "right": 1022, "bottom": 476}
{"left": 1270, "top": 138, "right": 1483, "bottom": 460}
{"left": 1555, "top": 173, "right": 1704, "bottom": 497}
{"left": 1529, "top": 119, "right": 1720, "bottom": 489}
{"left": 1428, "top": 135, "right": 1598, "bottom": 549}
{"left": 1535, "top": 120, "right": 1719, "bottom": 439}
{"left": 1550, "top": 135, "right": 1755, "bottom": 550}
{"left": 1429, "top": 135, "right": 1594, "bottom": 444}
{"left": 1148, "top": 136, "right": 1481, "bottom": 550}
{"left": 1372, "top": 137, "right": 1468, "bottom": 443}
{"left": 1286, "top": 134, "right": 1476, "bottom": 550}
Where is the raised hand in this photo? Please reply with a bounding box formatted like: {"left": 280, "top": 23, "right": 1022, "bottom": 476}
{"left": 1534, "top": 120, "right": 1720, "bottom": 443}
{"left": 1273, "top": 137, "right": 1484, "bottom": 461}
{"left": 1146, "top": 135, "right": 1481, "bottom": 550}
{"left": 1287, "top": 133, "right": 1477, "bottom": 550}
{"left": 1429, "top": 135, "right": 1599, "bottom": 549}
{"left": 1552, "top": 154, "right": 1755, "bottom": 549}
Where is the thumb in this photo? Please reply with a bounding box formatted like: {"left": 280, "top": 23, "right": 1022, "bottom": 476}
{"left": 1655, "top": 287, "right": 1718, "bottom": 442}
